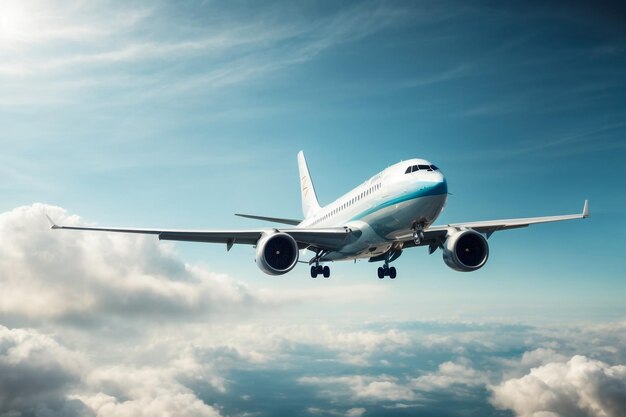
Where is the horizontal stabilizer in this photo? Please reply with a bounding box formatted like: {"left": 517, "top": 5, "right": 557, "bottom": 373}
{"left": 235, "top": 213, "right": 302, "bottom": 226}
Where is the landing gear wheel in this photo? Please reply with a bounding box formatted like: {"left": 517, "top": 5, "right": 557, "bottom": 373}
{"left": 377, "top": 267, "right": 385, "bottom": 279}
{"left": 323, "top": 266, "right": 330, "bottom": 278}
{"left": 317, "top": 265, "right": 323, "bottom": 275}
{"left": 310, "top": 266, "right": 318, "bottom": 278}
{"left": 389, "top": 267, "right": 397, "bottom": 279}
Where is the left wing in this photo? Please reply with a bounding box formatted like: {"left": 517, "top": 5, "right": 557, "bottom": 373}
{"left": 46, "top": 215, "right": 350, "bottom": 251}
{"left": 398, "top": 200, "right": 589, "bottom": 248}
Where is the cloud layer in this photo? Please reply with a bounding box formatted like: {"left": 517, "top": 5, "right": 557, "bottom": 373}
{"left": 0, "top": 203, "right": 625, "bottom": 417}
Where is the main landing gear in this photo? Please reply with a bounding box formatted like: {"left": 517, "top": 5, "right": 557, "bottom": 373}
{"left": 377, "top": 265, "right": 396, "bottom": 279}
{"left": 377, "top": 251, "right": 397, "bottom": 279}
{"left": 310, "top": 264, "right": 330, "bottom": 278}
{"left": 310, "top": 251, "right": 330, "bottom": 278}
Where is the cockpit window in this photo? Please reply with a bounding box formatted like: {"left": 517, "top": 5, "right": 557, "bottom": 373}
{"left": 406, "top": 164, "right": 439, "bottom": 173}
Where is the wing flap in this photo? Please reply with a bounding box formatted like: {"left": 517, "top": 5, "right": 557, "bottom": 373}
{"left": 287, "top": 227, "right": 353, "bottom": 250}
{"left": 159, "top": 231, "right": 261, "bottom": 245}
{"left": 159, "top": 228, "right": 351, "bottom": 249}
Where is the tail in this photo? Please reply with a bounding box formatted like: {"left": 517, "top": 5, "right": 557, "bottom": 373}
{"left": 297, "top": 151, "right": 321, "bottom": 219}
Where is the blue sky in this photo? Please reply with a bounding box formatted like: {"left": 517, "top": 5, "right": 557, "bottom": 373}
{"left": 2, "top": 0, "right": 624, "bottom": 319}
{"left": 1, "top": 1, "right": 625, "bottom": 416}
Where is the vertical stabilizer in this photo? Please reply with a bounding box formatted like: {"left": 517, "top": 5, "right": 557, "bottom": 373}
{"left": 297, "top": 151, "right": 321, "bottom": 219}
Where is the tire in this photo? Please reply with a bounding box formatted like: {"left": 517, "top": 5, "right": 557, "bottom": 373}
{"left": 377, "top": 267, "right": 384, "bottom": 279}
{"left": 389, "top": 267, "right": 397, "bottom": 279}
{"left": 310, "top": 266, "right": 317, "bottom": 278}
{"left": 323, "top": 266, "right": 330, "bottom": 278}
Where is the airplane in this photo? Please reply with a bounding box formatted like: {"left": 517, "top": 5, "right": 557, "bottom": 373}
{"left": 48, "top": 151, "right": 589, "bottom": 279}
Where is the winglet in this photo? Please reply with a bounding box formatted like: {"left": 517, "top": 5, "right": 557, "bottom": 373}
{"left": 45, "top": 214, "right": 60, "bottom": 229}
{"left": 582, "top": 199, "right": 589, "bottom": 218}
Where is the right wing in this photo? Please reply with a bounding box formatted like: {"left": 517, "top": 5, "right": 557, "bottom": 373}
{"left": 397, "top": 200, "right": 589, "bottom": 249}
{"left": 46, "top": 215, "right": 350, "bottom": 251}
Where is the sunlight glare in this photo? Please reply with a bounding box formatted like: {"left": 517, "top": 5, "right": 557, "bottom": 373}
{"left": 0, "top": 1, "right": 53, "bottom": 44}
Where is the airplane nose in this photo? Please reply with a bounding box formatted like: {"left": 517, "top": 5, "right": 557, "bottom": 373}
{"left": 429, "top": 171, "right": 447, "bottom": 195}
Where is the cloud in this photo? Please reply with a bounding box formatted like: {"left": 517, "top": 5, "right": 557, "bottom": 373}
{"left": 299, "top": 375, "right": 416, "bottom": 402}
{"left": 0, "top": 0, "right": 406, "bottom": 108}
{"left": 0, "top": 203, "right": 268, "bottom": 326}
{"left": 306, "top": 406, "right": 367, "bottom": 417}
{"left": 518, "top": 348, "right": 568, "bottom": 367}
{"left": 412, "top": 358, "right": 488, "bottom": 391}
{"left": 0, "top": 325, "right": 88, "bottom": 417}
{"left": 346, "top": 408, "right": 366, "bottom": 417}
{"left": 75, "top": 365, "right": 223, "bottom": 417}
{"left": 490, "top": 355, "right": 626, "bottom": 417}
{"left": 0, "top": 325, "right": 226, "bottom": 417}
{"left": 194, "top": 323, "right": 412, "bottom": 367}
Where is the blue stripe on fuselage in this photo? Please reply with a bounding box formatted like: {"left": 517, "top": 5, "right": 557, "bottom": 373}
{"left": 350, "top": 180, "right": 448, "bottom": 221}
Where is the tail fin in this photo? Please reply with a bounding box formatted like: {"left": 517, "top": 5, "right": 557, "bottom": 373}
{"left": 297, "top": 151, "right": 321, "bottom": 219}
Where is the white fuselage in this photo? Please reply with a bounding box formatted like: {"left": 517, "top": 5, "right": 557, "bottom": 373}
{"left": 298, "top": 159, "right": 448, "bottom": 261}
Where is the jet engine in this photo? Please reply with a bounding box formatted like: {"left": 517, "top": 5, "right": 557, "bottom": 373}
{"left": 442, "top": 229, "right": 489, "bottom": 272}
{"left": 255, "top": 232, "right": 299, "bottom": 275}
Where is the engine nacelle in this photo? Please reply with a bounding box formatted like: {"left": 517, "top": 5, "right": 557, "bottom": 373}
{"left": 442, "top": 229, "right": 489, "bottom": 272}
{"left": 255, "top": 232, "right": 299, "bottom": 275}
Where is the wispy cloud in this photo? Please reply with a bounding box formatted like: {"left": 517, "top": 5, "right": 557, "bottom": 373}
{"left": 0, "top": 1, "right": 407, "bottom": 107}
{"left": 463, "top": 121, "right": 626, "bottom": 162}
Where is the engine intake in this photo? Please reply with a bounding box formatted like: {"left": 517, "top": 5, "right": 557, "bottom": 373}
{"left": 255, "top": 232, "right": 299, "bottom": 275}
{"left": 442, "top": 229, "right": 489, "bottom": 272}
